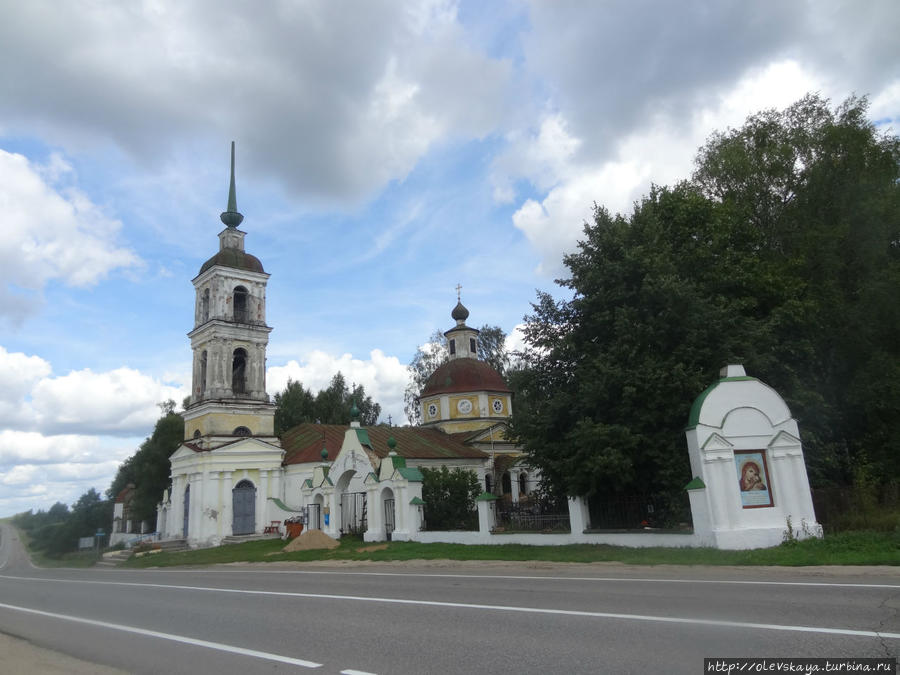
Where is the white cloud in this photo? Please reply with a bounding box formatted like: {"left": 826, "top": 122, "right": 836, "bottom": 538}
{"left": 0, "top": 430, "right": 98, "bottom": 467}
{"left": 509, "top": 61, "right": 836, "bottom": 275}
{"left": 0, "top": 1, "right": 512, "bottom": 204}
{"left": 30, "top": 366, "right": 186, "bottom": 436}
{"left": 0, "top": 346, "right": 51, "bottom": 422}
{"left": 0, "top": 433, "right": 139, "bottom": 517}
{"left": 268, "top": 349, "right": 410, "bottom": 424}
{"left": 0, "top": 149, "right": 139, "bottom": 322}
{"left": 0, "top": 346, "right": 187, "bottom": 436}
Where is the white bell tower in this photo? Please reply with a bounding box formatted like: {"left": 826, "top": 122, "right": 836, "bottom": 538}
{"left": 182, "top": 142, "right": 278, "bottom": 447}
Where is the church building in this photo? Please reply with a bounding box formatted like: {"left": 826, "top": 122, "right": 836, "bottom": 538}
{"left": 156, "top": 145, "right": 533, "bottom": 548}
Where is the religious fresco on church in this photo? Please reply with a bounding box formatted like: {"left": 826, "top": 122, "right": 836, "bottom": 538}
{"left": 734, "top": 450, "right": 774, "bottom": 508}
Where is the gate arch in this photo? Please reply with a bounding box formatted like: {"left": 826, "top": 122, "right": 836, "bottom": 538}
{"left": 232, "top": 479, "right": 256, "bottom": 535}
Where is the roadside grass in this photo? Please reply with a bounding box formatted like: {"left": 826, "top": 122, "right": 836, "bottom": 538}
{"left": 122, "top": 530, "right": 900, "bottom": 569}
{"left": 13, "top": 527, "right": 100, "bottom": 568}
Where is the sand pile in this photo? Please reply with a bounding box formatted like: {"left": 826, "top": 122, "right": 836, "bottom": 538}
{"left": 282, "top": 529, "right": 340, "bottom": 552}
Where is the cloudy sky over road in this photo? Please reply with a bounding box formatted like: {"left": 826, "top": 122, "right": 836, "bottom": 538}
{"left": 1, "top": 0, "right": 898, "bottom": 517}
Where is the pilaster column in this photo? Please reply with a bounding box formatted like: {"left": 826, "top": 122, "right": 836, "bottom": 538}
{"left": 705, "top": 455, "right": 736, "bottom": 531}
{"left": 221, "top": 471, "right": 233, "bottom": 535}
{"left": 365, "top": 485, "right": 384, "bottom": 542}
{"left": 258, "top": 469, "right": 269, "bottom": 532}
{"left": 567, "top": 496, "right": 590, "bottom": 533}
{"left": 208, "top": 471, "right": 221, "bottom": 538}
{"left": 170, "top": 475, "right": 183, "bottom": 539}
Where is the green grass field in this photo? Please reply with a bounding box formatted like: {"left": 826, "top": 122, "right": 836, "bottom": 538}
{"left": 120, "top": 530, "right": 900, "bottom": 569}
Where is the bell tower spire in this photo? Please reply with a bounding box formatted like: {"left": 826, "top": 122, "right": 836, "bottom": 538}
{"left": 220, "top": 141, "right": 244, "bottom": 228}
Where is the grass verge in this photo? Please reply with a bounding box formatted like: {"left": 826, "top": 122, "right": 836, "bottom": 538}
{"left": 13, "top": 527, "right": 101, "bottom": 568}
{"left": 122, "top": 530, "right": 900, "bottom": 569}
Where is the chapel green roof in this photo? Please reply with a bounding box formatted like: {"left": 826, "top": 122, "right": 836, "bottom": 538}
{"left": 686, "top": 376, "right": 758, "bottom": 429}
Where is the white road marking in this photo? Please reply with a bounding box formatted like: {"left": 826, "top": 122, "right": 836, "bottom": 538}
{"left": 341, "top": 670, "right": 378, "bottom": 675}
{"left": 2, "top": 574, "right": 897, "bottom": 640}
{"left": 175, "top": 568, "right": 900, "bottom": 590}
{"left": 0, "top": 600, "right": 322, "bottom": 668}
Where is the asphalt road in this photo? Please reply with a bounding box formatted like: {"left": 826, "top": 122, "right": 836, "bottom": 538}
{"left": 1, "top": 523, "right": 898, "bottom": 674}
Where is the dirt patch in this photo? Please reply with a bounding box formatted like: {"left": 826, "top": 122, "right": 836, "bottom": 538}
{"left": 356, "top": 544, "right": 388, "bottom": 552}
{"left": 282, "top": 529, "right": 340, "bottom": 552}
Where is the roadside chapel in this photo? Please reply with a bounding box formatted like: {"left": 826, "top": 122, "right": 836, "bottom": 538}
{"left": 155, "top": 145, "right": 533, "bottom": 548}
{"left": 684, "top": 365, "right": 822, "bottom": 549}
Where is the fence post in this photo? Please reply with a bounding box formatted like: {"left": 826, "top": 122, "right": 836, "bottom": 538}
{"left": 475, "top": 493, "right": 498, "bottom": 533}
{"left": 567, "top": 497, "right": 590, "bottom": 533}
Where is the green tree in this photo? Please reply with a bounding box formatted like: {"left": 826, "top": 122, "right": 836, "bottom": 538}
{"left": 274, "top": 378, "right": 316, "bottom": 435}
{"left": 273, "top": 373, "right": 382, "bottom": 433}
{"left": 130, "top": 412, "right": 184, "bottom": 520}
{"left": 107, "top": 405, "right": 185, "bottom": 521}
{"left": 404, "top": 324, "right": 509, "bottom": 424}
{"left": 513, "top": 94, "right": 899, "bottom": 499}
{"left": 420, "top": 467, "right": 481, "bottom": 530}
{"left": 692, "top": 94, "right": 900, "bottom": 485}
{"left": 13, "top": 491, "right": 112, "bottom": 557}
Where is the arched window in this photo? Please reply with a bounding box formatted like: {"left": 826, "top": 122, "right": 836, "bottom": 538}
{"left": 233, "top": 426, "right": 251, "bottom": 437}
{"left": 502, "top": 471, "right": 512, "bottom": 496}
{"left": 449, "top": 339, "right": 456, "bottom": 355}
{"left": 470, "top": 337, "right": 477, "bottom": 355}
{"left": 519, "top": 472, "right": 528, "bottom": 496}
{"left": 485, "top": 474, "right": 492, "bottom": 494}
{"left": 233, "top": 286, "right": 249, "bottom": 323}
{"left": 199, "top": 350, "right": 207, "bottom": 396}
{"left": 201, "top": 288, "right": 210, "bottom": 322}
{"left": 232, "top": 348, "right": 248, "bottom": 395}
{"left": 193, "top": 429, "right": 201, "bottom": 439}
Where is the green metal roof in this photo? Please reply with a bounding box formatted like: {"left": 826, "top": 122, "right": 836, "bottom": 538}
{"left": 268, "top": 497, "right": 298, "bottom": 512}
{"left": 356, "top": 428, "right": 372, "bottom": 447}
{"left": 686, "top": 376, "right": 757, "bottom": 429}
{"left": 475, "top": 492, "right": 498, "bottom": 501}
{"left": 396, "top": 467, "right": 424, "bottom": 482}
{"left": 683, "top": 477, "right": 706, "bottom": 491}
{"left": 409, "top": 497, "right": 426, "bottom": 506}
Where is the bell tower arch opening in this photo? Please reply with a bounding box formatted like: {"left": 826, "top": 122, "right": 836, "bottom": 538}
{"left": 199, "top": 350, "right": 207, "bottom": 397}
{"left": 233, "top": 285, "right": 249, "bottom": 323}
{"left": 232, "top": 348, "right": 248, "bottom": 395}
{"left": 201, "top": 288, "right": 210, "bottom": 323}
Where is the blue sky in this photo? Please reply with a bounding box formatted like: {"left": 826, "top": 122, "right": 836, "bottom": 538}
{"left": 1, "top": 0, "right": 898, "bottom": 517}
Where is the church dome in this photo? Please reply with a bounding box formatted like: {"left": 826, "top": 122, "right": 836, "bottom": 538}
{"left": 451, "top": 301, "right": 469, "bottom": 322}
{"left": 198, "top": 249, "right": 265, "bottom": 275}
{"left": 421, "top": 358, "right": 510, "bottom": 397}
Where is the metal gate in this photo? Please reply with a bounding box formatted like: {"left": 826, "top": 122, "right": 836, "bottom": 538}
{"left": 340, "top": 492, "right": 367, "bottom": 534}
{"left": 183, "top": 485, "right": 190, "bottom": 537}
{"left": 307, "top": 503, "right": 321, "bottom": 530}
{"left": 232, "top": 480, "right": 256, "bottom": 535}
{"left": 384, "top": 498, "right": 395, "bottom": 541}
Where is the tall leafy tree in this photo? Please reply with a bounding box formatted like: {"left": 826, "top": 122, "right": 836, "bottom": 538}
{"left": 107, "top": 401, "right": 185, "bottom": 521}
{"left": 513, "top": 94, "right": 899, "bottom": 499}
{"left": 274, "top": 379, "right": 316, "bottom": 435}
{"left": 274, "top": 373, "right": 382, "bottom": 432}
{"left": 404, "top": 324, "right": 509, "bottom": 424}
